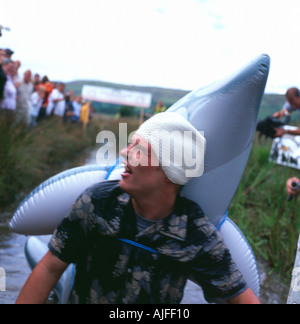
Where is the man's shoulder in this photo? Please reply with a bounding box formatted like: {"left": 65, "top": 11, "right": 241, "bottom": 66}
{"left": 178, "top": 195, "right": 218, "bottom": 238}
{"left": 177, "top": 194, "right": 205, "bottom": 218}
{"left": 84, "top": 180, "right": 123, "bottom": 202}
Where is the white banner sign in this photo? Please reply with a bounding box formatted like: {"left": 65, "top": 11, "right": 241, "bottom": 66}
{"left": 269, "top": 126, "right": 300, "bottom": 170}
{"left": 82, "top": 85, "right": 152, "bottom": 108}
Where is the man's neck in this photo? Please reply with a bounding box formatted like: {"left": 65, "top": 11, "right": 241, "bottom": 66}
{"left": 131, "top": 188, "right": 178, "bottom": 222}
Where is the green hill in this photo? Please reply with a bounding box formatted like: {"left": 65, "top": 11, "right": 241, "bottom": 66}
{"left": 259, "top": 94, "right": 286, "bottom": 119}
{"left": 66, "top": 80, "right": 286, "bottom": 119}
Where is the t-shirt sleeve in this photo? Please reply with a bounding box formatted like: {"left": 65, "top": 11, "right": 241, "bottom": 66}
{"left": 48, "top": 191, "right": 96, "bottom": 264}
{"left": 283, "top": 101, "right": 293, "bottom": 113}
{"left": 189, "top": 216, "right": 248, "bottom": 303}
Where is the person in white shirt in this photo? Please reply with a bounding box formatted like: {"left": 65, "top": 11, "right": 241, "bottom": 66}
{"left": 16, "top": 70, "right": 34, "bottom": 125}
{"left": 72, "top": 95, "right": 82, "bottom": 123}
{"left": 28, "top": 86, "right": 46, "bottom": 128}
{"left": 47, "top": 83, "right": 65, "bottom": 117}
{"left": 0, "top": 59, "right": 17, "bottom": 121}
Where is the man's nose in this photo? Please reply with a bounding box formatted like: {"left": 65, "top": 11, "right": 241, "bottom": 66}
{"left": 120, "top": 146, "right": 129, "bottom": 159}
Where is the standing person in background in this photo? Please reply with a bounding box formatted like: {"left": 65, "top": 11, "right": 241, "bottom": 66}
{"left": 33, "top": 74, "right": 41, "bottom": 91}
{"left": 47, "top": 83, "right": 65, "bottom": 119}
{"left": 72, "top": 95, "right": 82, "bottom": 123}
{"left": 37, "top": 76, "right": 53, "bottom": 120}
{"left": 13, "top": 60, "right": 22, "bottom": 88}
{"left": 16, "top": 70, "right": 34, "bottom": 125}
{"left": 63, "top": 95, "right": 75, "bottom": 123}
{"left": 28, "top": 86, "right": 46, "bottom": 129}
{"left": 153, "top": 101, "right": 167, "bottom": 115}
{"left": 0, "top": 49, "right": 7, "bottom": 103}
{"left": 80, "top": 100, "right": 91, "bottom": 131}
{"left": 0, "top": 59, "right": 17, "bottom": 122}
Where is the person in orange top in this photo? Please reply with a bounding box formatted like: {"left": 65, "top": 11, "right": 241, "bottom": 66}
{"left": 80, "top": 101, "right": 91, "bottom": 130}
{"left": 36, "top": 76, "right": 53, "bottom": 120}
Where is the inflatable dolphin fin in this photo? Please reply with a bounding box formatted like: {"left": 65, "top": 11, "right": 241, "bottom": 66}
{"left": 169, "top": 54, "right": 270, "bottom": 226}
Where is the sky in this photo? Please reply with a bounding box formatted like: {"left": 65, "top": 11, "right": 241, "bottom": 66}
{"left": 0, "top": 0, "right": 299, "bottom": 94}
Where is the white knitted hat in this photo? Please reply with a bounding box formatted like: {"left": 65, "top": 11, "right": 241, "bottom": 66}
{"left": 135, "top": 112, "right": 206, "bottom": 185}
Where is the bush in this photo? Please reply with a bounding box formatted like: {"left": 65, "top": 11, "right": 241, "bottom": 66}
{"left": 119, "top": 106, "right": 136, "bottom": 118}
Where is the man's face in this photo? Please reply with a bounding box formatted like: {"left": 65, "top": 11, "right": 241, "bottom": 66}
{"left": 119, "top": 135, "right": 166, "bottom": 197}
{"left": 24, "top": 70, "right": 32, "bottom": 83}
{"left": 58, "top": 84, "right": 65, "bottom": 93}
{"left": 288, "top": 95, "right": 300, "bottom": 109}
{"left": 2, "top": 61, "right": 14, "bottom": 76}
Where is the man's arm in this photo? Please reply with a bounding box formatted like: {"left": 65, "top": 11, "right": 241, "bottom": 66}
{"left": 273, "top": 102, "right": 293, "bottom": 120}
{"left": 16, "top": 251, "right": 69, "bottom": 304}
{"left": 273, "top": 110, "right": 288, "bottom": 120}
{"left": 275, "top": 127, "right": 300, "bottom": 137}
{"left": 227, "top": 288, "right": 261, "bottom": 304}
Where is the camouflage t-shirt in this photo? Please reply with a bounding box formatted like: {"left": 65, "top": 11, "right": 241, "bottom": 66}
{"left": 49, "top": 180, "right": 247, "bottom": 304}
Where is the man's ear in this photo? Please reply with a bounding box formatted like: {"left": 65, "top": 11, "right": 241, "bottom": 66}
{"left": 163, "top": 175, "right": 182, "bottom": 191}
{"left": 164, "top": 176, "right": 173, "bottom": 184}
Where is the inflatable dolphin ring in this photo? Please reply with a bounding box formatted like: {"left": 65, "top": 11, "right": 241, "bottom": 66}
{"left": 10, "top": 54, "right": 270, "bottom": 304}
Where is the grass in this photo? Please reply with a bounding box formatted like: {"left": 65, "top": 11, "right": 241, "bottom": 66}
{"left": 0, "top": 114, "right": 139, "bottom": 212}
{"left": 229, "top": 134, "right": 300, "bottom": 278}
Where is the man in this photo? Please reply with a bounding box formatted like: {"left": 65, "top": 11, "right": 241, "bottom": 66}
{"left": 258, "top": 88, "right": 300, "bottom": 139}
{"left": 16, "top": 70, "right": 34, "bottom": 125}
{"left": 28, "top": 86, "right": 46, "bottom": 128}
{"left": 273, "top": 88, "right": 300, "bottom": 121}
{"left": 16, "top": 112, "right": 260, "bottom": 304}
{"left": 47, "top": 83, "right": 65, "bottom": 117}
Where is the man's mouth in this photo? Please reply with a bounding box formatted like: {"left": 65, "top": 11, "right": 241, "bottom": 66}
{"left": 121, "top": 163, "right": 133, "bottom": 178}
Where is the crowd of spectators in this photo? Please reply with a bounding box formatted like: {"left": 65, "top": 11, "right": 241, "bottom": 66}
{"left": 0, "top": 48, "right": 92, "bottom": 129}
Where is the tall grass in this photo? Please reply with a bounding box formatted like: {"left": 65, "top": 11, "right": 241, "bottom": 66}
{"left": 0, "top": 115, "right": 139, "bottom": 212}
{"left": 230, "top": 134, "right": 300, "bottom": 277}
